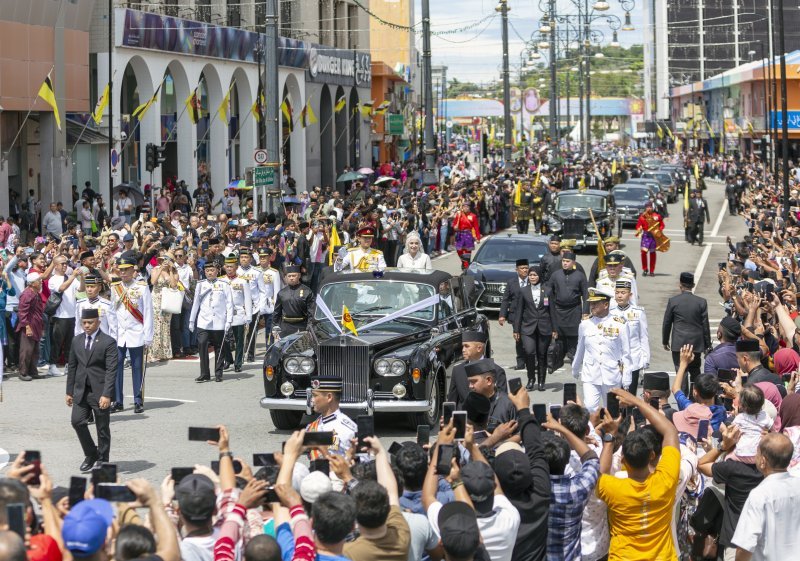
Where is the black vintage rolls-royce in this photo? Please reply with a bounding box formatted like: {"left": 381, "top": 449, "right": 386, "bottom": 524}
{"left": 543, "top": 189, "right": 616, "bottom": 249}
{"left": 260, "top": 269, "right": 489, "bottom": 429}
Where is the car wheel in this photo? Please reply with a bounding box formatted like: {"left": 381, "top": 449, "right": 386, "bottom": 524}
{"left": 409, "top": 369, "right": 444, "bottom": 428}
{"left": 270, "top": 409, "right": 304, "bottom": 430}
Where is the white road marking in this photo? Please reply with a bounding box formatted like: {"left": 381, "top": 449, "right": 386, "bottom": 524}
{"left": 692, "top": 243, "right": 713, "bottom": 294}
{"left": 124, "top": 395, "right": 197, "bottom": 403}
{"left": 710, "top": 196, "right": 728, "bottom": 237}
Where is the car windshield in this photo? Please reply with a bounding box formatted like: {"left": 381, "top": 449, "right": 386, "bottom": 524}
{"left": 613, "top": 188, "right": 650, "bottom": 201}
{"left": 556, "top": 194, "right": 607, "bottom": 213}
{"left": 316, "top": 280, "right": 437, "bottom": 322}
{"left": 474, "top": 241, "right": 547, "bottom": 265}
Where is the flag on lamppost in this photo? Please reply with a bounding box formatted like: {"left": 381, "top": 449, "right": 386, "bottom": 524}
{"left": 37, "top": 73, "right": 61, "bottom": 130}
{"left": 301, "top": 99, "right": 318, "bottom": 128}
{"left": 251, "top": 81, "right": 265, "bottom": 122}
{"left": 184, "top": 88, "right": 202, "bottom": 124}
{"left": 334, "top": 96, "right": 347, "bottom": 113}
{"left": 218, "top": 85, "right": 233, "bottom": 125}
{"left": 132, "top": 82, "right": 162, "bottom": 120}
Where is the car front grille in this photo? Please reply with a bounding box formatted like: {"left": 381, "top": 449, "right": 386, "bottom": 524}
{"left": 318, "top": 339, "right": 370, "bottom": 403}
{"left": 483, "top": 282, "right": 505, "bottom": 297}
{"left": 563, "top": 218, "right": 585, "bottom": 238}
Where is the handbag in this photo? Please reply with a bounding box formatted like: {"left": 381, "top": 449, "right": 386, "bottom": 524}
{"left": 44, "top": 290, "right": 63, "bottom": 316}
{"left": 159, "top": 287, "right": 184, "bottom": 314}
{"left": 546, "top": 338, "right": 564, "bottom": 374}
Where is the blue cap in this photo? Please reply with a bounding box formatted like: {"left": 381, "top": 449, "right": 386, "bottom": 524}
{"left": 122, "top": 233, "right": 134, "bottom": 242}
{"left": 62, "top": 499, "right": 114, "bottom": 557}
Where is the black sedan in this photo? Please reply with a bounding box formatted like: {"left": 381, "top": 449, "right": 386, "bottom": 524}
{"left": 612, "top": 184, "right": 654, "bottom": 227}
{"left": 464, "top": 233, "right": 548, "bottom": 312}
{"left": 543, "top": 189, "right": 616, "bottom": 249}
{"left": 260, "top": 270, "right": 489, "bottom": 429}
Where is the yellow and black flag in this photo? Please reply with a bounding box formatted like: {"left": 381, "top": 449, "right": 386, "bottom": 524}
{"left": 358, "top": 101, "right": 374, "bottom": 117}
{"left": 184, "top": 88, "right": 201, "bottom": 124}
{"left": 334, "top": 96, "right": 346, "bottom": 113}
{"left": 92, "top": 83, "right": 110, "bottom": 125}
{"left": 132, "top": 82, "right": 162, "bottom": 120}
{"left": 301, "top": 99, "right": 318, "bottom": 128}
{"left": 38, "top": 73, "right": 61, "bottom": 130}
{"left": 374, "top": 100, "right": 390, "bottom": 115}
{"left": 342, "top": 305, "right": 358, "bottom": 336}
{"left": 281, "top": 98, "right": 294, "bottom": 133}
{"left": 251, "top": 80, "right": 265, "bottom": 122}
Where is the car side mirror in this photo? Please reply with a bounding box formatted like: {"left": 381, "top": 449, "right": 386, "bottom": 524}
{"left": 430, "top": 327, "right": 440, "bottom": 339}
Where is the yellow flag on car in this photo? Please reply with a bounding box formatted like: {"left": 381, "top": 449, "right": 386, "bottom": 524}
{"left": 342, "top": 305, "right": 358, "bottom": 336}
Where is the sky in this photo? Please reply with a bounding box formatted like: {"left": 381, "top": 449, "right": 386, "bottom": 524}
{"left": 411, "top": 0, "right": 645, "bottom": 85}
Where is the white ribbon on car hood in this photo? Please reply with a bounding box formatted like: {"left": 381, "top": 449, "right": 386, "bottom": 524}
{"left": 315, "top": 294, "right": 343, "bottom": 334}
{"left": 314, "top": 294, "right": 441, "bottom": 334}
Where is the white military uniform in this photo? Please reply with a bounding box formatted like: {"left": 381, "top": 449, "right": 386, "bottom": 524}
{"left": 306, "top": 409, "right": 357, "bottom": 457}
{"left": 189, "top": 278, "right": 233, "bottom": 332}
{"left": 596, "top": 270, "right": 638, "bottom": 309}
{"left": 111, "top": 279, "right": 153, "bottom": 347}
{"left": 334, "top": 247, "right": 387, "bottom": 272}
{"left": 257, "top": 266, "right": 283, "bottom": 314}
{"left": 237, "top": 264, "right": 261, "bottom": 313}
{"left": 611, "top": 303, "right": 650, "bottom": 371}
{"left": 572, "top": 313, "right": 633, "bottom": 412}
{"left": 74, "top": 296, "right": 118, "bottom": 340}
{"left": 224, "top": 275, "right": 252, "bottom": 327}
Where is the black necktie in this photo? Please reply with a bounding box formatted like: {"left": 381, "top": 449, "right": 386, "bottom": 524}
{"left": 85, "top": 335, "right": 92, "bottom": 350}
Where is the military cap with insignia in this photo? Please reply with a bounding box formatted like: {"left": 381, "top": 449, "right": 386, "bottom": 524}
{"left": 311, "top": 376, "right": 343, "bottom": 392}
{"left": 605, "top": 252, "right": 623, "bottom": 265}
{"left": 615, "top": 279, "right": 632, "bottom": 290}
{"left": 464, "top": 358, "right": 495, "bottom": 378}
{"left": 258, "top": 247, "right": 273, "bottom": 257}
{"left": 587, "top": 287, "right": 614, "bottom": 302}
{"left": 603, "top": 236, "right": 620, "bottom": 244}
{"left": 357, "top": 226, "right": 376, "bottom": 237}
{"left": 117, "top": 253, "right": 137, "bottom": 268}
{"left": 224, "top": 253, "right": 238, "bottom": 265}
{"left": 84, "top": 274, "right": 102, "bottom": 285}
{"left": 81, "top": 308, "right": 100, "bottom": 320}
{"left": 203, "top": 260, "right": 219, "bottom": 270}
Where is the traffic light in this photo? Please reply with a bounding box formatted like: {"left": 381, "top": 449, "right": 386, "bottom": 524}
{"left": 145, "top": 143, "right": 156, "bottom": 172}
{"left": 156, "top": 144, "right": 166, "bottom": 168}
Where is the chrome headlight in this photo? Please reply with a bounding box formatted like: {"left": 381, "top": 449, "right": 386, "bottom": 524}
{"left": 390, "top": 360, "right": 406, "bottom": 376}
{"left": 547, "top": 216, "right": 562, "bottom": 231}
{"left": 299, "top": 358, "right": 315, "bottom": 374}
{"left": 586, "top": 222, "right": 597, "bottom": 233}
{"left": 280, "top": 381, "right": 295, "bottom": 396}
{"left": 284, "top": 357, "right": 300, "bottom": 374}
{"left": 375, "top": 359, "right": 391, "bottom": 376}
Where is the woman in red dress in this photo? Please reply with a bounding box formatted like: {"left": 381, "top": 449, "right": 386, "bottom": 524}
{"left": 452, "top": 201, "right": 481, "bottom": 259}
{"left": 635, "top": 202, "right": 665, "bottom": 276}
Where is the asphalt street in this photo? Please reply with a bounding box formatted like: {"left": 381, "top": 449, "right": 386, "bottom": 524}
{"left": 0, "top": 179, "right": 745, "bottom": 486}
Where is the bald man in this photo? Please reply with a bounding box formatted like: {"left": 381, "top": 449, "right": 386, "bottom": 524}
{"left": 731, "top": 433, "right": 800, "bottom": 561}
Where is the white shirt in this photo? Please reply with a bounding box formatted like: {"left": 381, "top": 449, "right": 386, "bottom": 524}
{"left": 565, "top": 426, "right": 608, "bottom": 561}
{"left": 189, "top": 278, "right": 233, "bottom": 331}
{"left": 396, "top": 251, "right": 433, "bottom": 270}
{"left": 110, "top": 279, "right": 154, "bottom": 347}
{"left": 48, "top": 274, "right": 78, "bottom": 319}
{"left": 572, "top": 314, "right": 633, "bottom": 388}
{"left": 403, "top": 512, "right": 439, "bottom": 561}
{"left": 731, "top": 471, "right": 800, "bottom": 560}
{"left": 427, "top": 494, "right": 520, "bottom": 561}
{"left": 610, "top": 304, "right": 650, "bottom": 371}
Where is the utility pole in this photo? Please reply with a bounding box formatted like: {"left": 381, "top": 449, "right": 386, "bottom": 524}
{"left": 584, "top": 0, "right": 591, "bottom": 156}
{"left": 778, "top": 0, "right": 789, "bottom": 222}
{"left": 548, "top": 0, "right": 558, "bottom": 150}
{"left": 264, "top": 0, "right": 280, "bottom": 217}
{"left": 422, "top": 0, "right": 437, "bottom": 184}
{"left": 499, "top": 0, "right": 512, "bottom": 162}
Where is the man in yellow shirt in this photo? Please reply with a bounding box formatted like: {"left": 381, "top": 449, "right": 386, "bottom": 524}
{"left": 596, "top": 388, "right": 681, "bottom": 561}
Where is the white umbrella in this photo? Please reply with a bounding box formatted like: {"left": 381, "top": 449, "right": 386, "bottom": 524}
{"left": 373, "top": 176, "right": 395, "bottom": 185}
{"left": 358, "top": 167, "right": 374, "bottom": 175}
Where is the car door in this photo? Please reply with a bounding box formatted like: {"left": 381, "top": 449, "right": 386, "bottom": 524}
{"left": 436, "top": 278, "right": 466, "bottom": 365}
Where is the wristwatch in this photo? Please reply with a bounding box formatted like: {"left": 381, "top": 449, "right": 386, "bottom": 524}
{"left": 716, "top": 442, "right": 728, "bottom": 453}
{"left": 602, "top": 433, "right": 614, "bottom": 443}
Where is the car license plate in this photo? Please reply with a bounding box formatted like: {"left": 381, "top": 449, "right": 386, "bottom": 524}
{"left": 489, "top": 296, "right": 502, "bottom": 304}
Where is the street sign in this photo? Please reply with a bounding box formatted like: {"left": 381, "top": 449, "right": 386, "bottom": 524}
{"left": 253, "top": 166, "right": 275, "bottom": 187}
{"left": 387, "top": 114, "right": 405, "bottom": 135}
{"left": 253, "top": 149, "right": 268, "bottom": 165}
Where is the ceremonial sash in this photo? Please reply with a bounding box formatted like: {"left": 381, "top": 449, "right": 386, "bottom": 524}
{"left": 112, "top": 283, "right": 144, "bottom": 324}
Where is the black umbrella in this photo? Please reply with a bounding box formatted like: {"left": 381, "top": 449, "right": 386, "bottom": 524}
{"left": 113, "top": 183, "right": 145, "bottom": 207}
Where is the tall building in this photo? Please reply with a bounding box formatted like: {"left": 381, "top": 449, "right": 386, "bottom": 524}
{"left": 0, "top": 0, "right": 95, "bottom": 217}
{"left": 368, "top": 0, "right": 417, "bottom": 165}
{"left": 84, "top": 0, "right": 372, "bottom": 204}
{"left": 649, "top": 1, "right": 800, "bottom": 121}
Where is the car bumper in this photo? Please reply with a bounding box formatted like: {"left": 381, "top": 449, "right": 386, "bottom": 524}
{"left": 260, "top": 394, "right": 431, "bottom": 415}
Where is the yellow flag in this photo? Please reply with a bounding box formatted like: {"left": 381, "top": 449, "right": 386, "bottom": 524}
{"left": 218, "top": 85, "right": 233, "bottom": 125}
{"left": 92, "top": 83, "right": 110, "bottom": 125}
{"left": 301, "top": 99, "right": 318, "bottom": 128}
{"left": 281, "top": 98, "right": 294, "bottom": 133}
{"left": 656, "top": 123, "right": 664, "bottom": 140}
{"left": 328, "top": 224, "right": 341, "bottom": 266}
{"left": 358, "top": 101, "right": 374, "bottom": 117}
{"left": 693, "top": 162, "right": 700, "bottom": 180}
{"left": 534, "top": 166, "right": 541, "bottom": 187}
{"left": 132, "top": 82, "right": 162, "bottom": 120}
{"left": 514, "top": 180, "right": 522, "bottom": 205}
{"left": 611, "top": 159, "right": 617, "bottom": 176}
{"left": 684, "top": 182, "right": 690, "bottom": 212}
{"left": 184, "top": 88, "right": 201, "bottom": 124}
{"left": 342, "top": 305, "right": 358, "bottom": 336}
{"left": 334, "top": 96, "right": 346, "bottom": 113}
{"left": 666, "top": 126, "right": 675, "bottom": 140}
{"left": 597, "top": 231, "right": 606, "bottom": 270}
{"left": 38, "top": 74, "right": 61, "bottom": 130}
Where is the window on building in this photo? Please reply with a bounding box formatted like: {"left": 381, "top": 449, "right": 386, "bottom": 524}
{"left": 196, "top": 0, "right": 211, "bottom": 23}
{"left": 163, "top": 0, "right": 178, "bottom": 17}
{"left": 255, "top": 2, "right": 266, "bottom": 29}
{"left": 348, "top": 4, "right": 358, "bottom": 49}
{"left": 280, "top": 0, "right": 293, "bottom": 38}
{"left": 227, "top": 2, "right": 241, "bottom": 27}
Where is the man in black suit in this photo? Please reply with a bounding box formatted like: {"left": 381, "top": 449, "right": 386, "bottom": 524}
{"left": 66, "top": 308, "right": 118, "bottom": 472}
{"left": 513, "top": 266, "right": 556, "bottom": 390}
{"left": 735, "top": 338, "right": 787, "bottom": 397}
{"left": 685, "top": 189, "right": 711, "bottom": 245}
{"left": 499, "top": 258, "right": 529, "bottom": 370}
{"left": 447, "top": 331, "right": 507, "bottom": 410}
{"left": 662, "top": 272, "right": 711, "bottom": 393}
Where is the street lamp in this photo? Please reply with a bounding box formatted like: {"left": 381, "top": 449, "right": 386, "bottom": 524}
{"left": 610, "top": 31, "right": 619, "bottom": 47}
{"left": 622, "top": 12, "right": 634, "bottom": 31}
{"left": 593, "top": 1, "right": 610, "bottom": 11}
{"left": 540, "top": 20, "right": 552, "bottom": 33}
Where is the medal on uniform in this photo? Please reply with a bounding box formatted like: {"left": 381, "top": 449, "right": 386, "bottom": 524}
{"left": 299, "top": 289, "right": 304, "bottom": 297}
